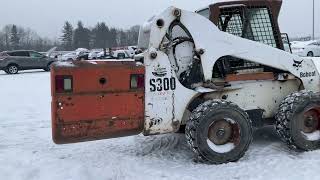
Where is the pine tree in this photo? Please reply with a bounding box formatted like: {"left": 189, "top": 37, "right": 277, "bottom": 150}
{"left": 0, "top": 32, "right": 5, "bottom": 51}
{"left": 73, "top": 21, "right": 90, "bottom": 49}
{"left": 100, "top": 22, "right": 110, "bottom": 48}
{"left": 10, "top": 25, "right": 20, "bottom": 50}
{"left": 109, "top": 28, "right": 118, "bottom": 48}
{"left": 92, "top": 22, "right": 110, "bottom": 49}
{"left": 61, "top": 21, "right": 73, "bottom": 51}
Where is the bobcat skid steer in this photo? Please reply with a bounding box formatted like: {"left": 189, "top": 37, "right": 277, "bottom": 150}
{"left": 51, "top": 0, "right": 320, "bottom": 164}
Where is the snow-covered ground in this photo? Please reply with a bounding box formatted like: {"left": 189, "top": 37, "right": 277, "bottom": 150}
{"left": 1, "top": 70, "right": 320, "bottom": 180}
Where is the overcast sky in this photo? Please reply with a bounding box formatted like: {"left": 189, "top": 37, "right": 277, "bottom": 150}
{"left": 0, "top": 0, "right": 319, "bottom": 39}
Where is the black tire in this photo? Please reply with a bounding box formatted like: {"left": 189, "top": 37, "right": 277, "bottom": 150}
{"left": 44, "top": 63, "right": 52, "bottom": 72}
{"left": 276, "top": 91, "right": 320, "bottom": 151}
{"left": 117, "top": 53, "right": 125, "bottom": 59}
{"left": 307, "top": 51, "right": 314, "bottom": 57}
{"left": 6, "top": 64, "right": 19, "bottom": 74}
{"left": 185, "top": 100, "right": 253, "bottom": 164}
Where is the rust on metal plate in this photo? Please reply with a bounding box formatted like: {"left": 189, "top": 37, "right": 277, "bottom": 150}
{"left": 51, "top": 61, "right": 145, "bottom": 144}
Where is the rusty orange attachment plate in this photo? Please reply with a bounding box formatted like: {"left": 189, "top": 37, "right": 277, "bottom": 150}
{"left": 51, "top": 61, "right": 145, "bottom": 144}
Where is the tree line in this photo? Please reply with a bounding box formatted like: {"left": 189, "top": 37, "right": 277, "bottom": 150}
{"left": 0, "top": 24, "right": 59, "bottom": 52}
{"left": 0, "top": 21, "right": 140, "bottom": 52}
{"left": 61, "top": 21, "right": 139, "bottom": 51}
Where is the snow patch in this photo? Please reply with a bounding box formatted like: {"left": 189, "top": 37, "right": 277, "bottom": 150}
{"left": 136, "top": 62, "right": 144, "bottom": 66}
{"left": 225, "top": 118, "right": 236, "bottom": 124}
{"left": 2, "top": 71, "right": 320, "bottom": 180}
{"left": 206, "top": 118, "right": 237, "bottom": 153}
{"left": 87, "top": 61, "right": 97, "bottom": 64}
{"left": 301, "top": 131, "right": 320, "bottom": 141}
{"left": 54, "top": 61, "right": 75, "bottom": 67}
{"left": 195, "top": 87, "right": 215, "bottom": 93}
{"left": 207, "top": 139, "right": 235, "bottom": 153}
{"left": 91, "top": 59, "right": 135, "bottom": 62}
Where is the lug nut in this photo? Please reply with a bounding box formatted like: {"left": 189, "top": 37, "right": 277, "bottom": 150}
{"left": 216, "top": 128, "right": 226, "bottom": 138}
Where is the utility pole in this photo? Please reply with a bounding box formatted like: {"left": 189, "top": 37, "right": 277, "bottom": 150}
{"left": 313, "top": 0, "right": 315, "bottom": 40}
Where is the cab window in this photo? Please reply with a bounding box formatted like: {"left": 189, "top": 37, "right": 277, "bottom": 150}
{"left": 218, "top": 6, "right": 278, "bottom": 48}
{"left": 10, "top": 51, "right": 29, "bottom": 57}
{"left": 247, "top": 8, "right": 277, "bottom": 48}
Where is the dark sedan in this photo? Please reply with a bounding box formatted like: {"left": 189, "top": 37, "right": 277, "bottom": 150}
{"left": 0, "top": 50, "right": 56, "bottom": 74}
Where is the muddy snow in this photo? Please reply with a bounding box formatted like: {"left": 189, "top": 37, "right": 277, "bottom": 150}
{"left": 1, "top": 70, "right": 320, "bottom": 180}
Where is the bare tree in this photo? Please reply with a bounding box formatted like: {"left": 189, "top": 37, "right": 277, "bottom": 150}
{"left": 10, "top": 25, "right": 20, "bottom": 50}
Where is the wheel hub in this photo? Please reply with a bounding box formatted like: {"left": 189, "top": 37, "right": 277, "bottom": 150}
{"left": 208, "top": 120, "right": 233, "bottom": 145}
{"left": 302, "top": 109, "right": 320, "bottom": 133}
{"left": 9, "top": 66, "right": 17, "bottom": 73}
{"left": 216, "top": 128, "right": 226, "bottom": 137}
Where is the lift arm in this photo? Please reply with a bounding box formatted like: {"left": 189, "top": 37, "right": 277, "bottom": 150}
{"left": 143, "top": 7, "right": 320, "bottom": 92}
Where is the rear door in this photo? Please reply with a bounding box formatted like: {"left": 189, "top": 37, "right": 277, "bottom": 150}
{"left": 51, "top": 61, "right": 145, "bottom": 144}
{"left": 9, "top": 51, "right": 31, "bottom": 68}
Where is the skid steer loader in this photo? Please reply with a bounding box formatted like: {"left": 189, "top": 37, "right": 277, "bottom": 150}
{"left": 51, "top": 0, "right": 320, "bottom": 164}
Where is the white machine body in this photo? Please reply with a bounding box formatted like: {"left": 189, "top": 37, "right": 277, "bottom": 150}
{"left": 140, "top": 6, "right": 320, "bottom": 135}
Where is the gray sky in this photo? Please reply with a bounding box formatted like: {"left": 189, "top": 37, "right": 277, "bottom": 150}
{"left": 0, "top": 0, "right": 319, "bottom": 39}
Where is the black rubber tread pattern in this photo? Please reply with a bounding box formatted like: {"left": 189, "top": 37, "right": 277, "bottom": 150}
{"left": 185, "top": 100, "right": 253, "bottom": 164}
{"left": 275, "top": 90, "right": 320, "bottom": 151}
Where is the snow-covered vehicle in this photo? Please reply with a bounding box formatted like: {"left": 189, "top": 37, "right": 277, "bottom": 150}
{"left": 97, "top": 49, "right": 131, "bottom": 59}
{"left": 127, "top": 46, "right": 138, "bottom": 57}
{"left": 112, "top": 50, "right": 130, "bottom": 59}
{"left": 61, "top": 48, "right": 90, "bottom": 61}
{"left": 60, "top": 52, "right": 78, "bottom": 61}
{"left": 88, "top": 52, "right": 98, "bottom": 60}
{"left": 50, "top": 0, "right": 320, "bottom": 164}
{"left": 88, "top": 50, "right": 103, "bottom": 60}
{"left": 292, "top": 40, "right": 320, "bottom": 57}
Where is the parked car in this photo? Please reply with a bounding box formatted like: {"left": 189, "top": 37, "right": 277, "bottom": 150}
{"left": 87, "top": 49, "right": 103, "bottom": 60}
{"left": 61, "top": 48, "right": 90, "bottom": 61}
{"left": 88, "top": 51, "right": 101, "bottom": 60}
{"left": 60, "top": 52, "right": 78, "bottom": 61}
{"left": 112, "top": 50, "right": 130, "bottom": 59}
{"left": 0, "top": 50, "right": 56, "bottom": 74}
{"left": 127, "top": 46, "right": 137, "bottom": 57}
{"left": 100, "top": 55, "right": 116, "bottom": 59}
{"left": 291, "top": 40, "right": 320, "bottom": 57}
{"left": 96, "top": 50, "right": 129, "bottom": 60}
{"left": 76, "top": 52, "right": 90, "bottom": 60}
{"left": 134, "top": 52, "right": 144, "bottom": 63}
